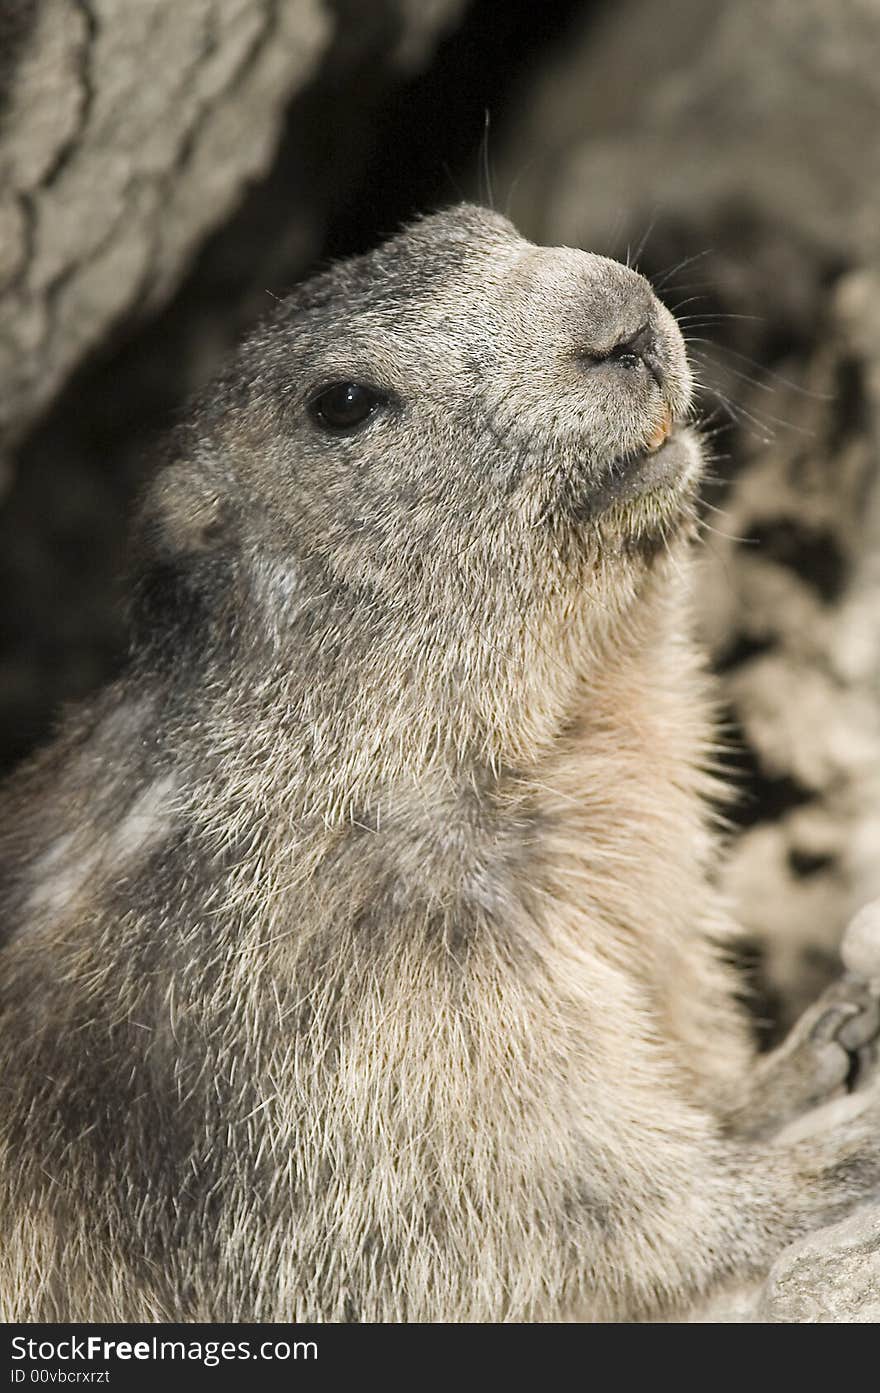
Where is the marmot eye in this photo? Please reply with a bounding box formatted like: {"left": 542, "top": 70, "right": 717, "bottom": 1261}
{"left": 309, "top": 382, "right": 384, "bottom": 432}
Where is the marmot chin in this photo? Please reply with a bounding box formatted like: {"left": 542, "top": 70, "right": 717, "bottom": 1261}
{"left": 1, "top": 205, "right": 879, "bottom": 1322}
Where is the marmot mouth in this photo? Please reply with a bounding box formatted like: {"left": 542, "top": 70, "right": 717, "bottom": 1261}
{"left": 586, "top": 425, "right": 696, "bottom": 518}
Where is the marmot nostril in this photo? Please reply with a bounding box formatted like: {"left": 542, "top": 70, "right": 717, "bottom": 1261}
{"left": 579, "top": 319, "right": 666, "bottom": 387}
{"left": 603, "top": 322, "right": 669, "bottom": 391}
{"left": 607, "top": 322, "right": 655, "bottom": 368}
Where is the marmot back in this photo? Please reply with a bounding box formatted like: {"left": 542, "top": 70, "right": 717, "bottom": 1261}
{"left": 1, "top": 205, "right": 879, "bottom": 1322}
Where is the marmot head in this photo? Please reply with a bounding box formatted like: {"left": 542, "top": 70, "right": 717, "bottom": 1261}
{"left": 137, "top": 206, "right": 701, "bottom": 773}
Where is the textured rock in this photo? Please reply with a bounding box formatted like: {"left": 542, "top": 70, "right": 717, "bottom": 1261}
{"left": 688, "top": 1201, "right": 880, "bottom": 1323}
{"left": 842, "top": 899, "right": 880, "bottom": 987}
{"left": 500, "top": 0, "right": 880, "bottom": 271}
{"left": 704, "top": 268, "right": 880, "bottom": 1029}
{"left": 758, "top": 1206, "right": 880, "bottom": 1323}
{"left": 0, "top": 0, "right": 323, "bottom": 454}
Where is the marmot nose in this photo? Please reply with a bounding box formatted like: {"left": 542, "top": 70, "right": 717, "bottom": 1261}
{"left": 582, "top": 321, "right": 666, "bottom": 388}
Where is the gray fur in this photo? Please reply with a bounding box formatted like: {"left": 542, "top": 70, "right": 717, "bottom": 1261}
{"left": 1, "top": 205, "right": 879, "bottom": 1322}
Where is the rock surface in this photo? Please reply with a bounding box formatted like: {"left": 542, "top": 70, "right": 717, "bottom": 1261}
{"left": 843, "top": 899, "right": 880, "bottom": 988}
{"left": 702, "top": 268, "right": 880, "bottom": 1030}
{"left": 689, "top": 1201, "right": 880, "bottom": 1324}
{"left": 758, "top": 1206, "right": 880, "bottom": 1323}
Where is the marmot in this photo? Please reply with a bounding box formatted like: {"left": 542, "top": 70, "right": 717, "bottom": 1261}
{"left": 1, "top": 205, "right": 879, "bottom": 1323}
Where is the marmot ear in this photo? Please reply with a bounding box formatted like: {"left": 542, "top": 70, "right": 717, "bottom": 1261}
{"left": 142, "top": 460, "right": 235, "bottom": 559}
{"left": 128, "top": 460, "right": 240, "bottom": 665}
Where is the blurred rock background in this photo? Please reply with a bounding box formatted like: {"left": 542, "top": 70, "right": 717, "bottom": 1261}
{"left": 2, "top": 0, "right": 879, "bottom": 1319}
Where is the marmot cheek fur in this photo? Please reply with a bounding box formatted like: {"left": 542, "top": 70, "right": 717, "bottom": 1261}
{"left": 1, "top": 205, "right": 879, "bottom": 1322}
